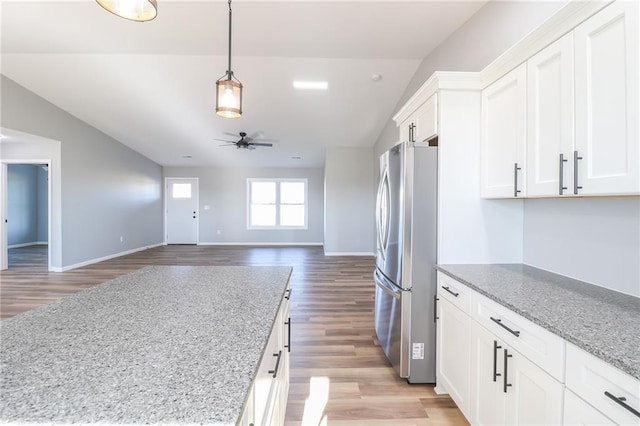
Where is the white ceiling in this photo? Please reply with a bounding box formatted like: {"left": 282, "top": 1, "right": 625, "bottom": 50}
{"left": 1, "top": 0, "right": 487, "bottom": 168}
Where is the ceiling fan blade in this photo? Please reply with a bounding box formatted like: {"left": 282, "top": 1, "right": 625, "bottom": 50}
{"left": 222, "top": 132, "right": 239, "bottom": 138}
{"left": 250, "top": 142, "right": 273, "bottom": 147}
{"left": 247, "top": 131, "right": 264, "bottom": 140}
{"left": 212, "top": 138, "right": 236, "bottom": 143}
{"left": 253, "top": 138, "right": 279, "bottom": 143}
{"left": 219, "top": 143, "right": 237, "bottom": 147}
{"left": 247, "top": 145, "right": 256, "bottom": 150}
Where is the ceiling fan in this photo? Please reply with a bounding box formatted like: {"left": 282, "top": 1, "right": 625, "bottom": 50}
{"left": 213, "top": 131, "right": 277, "bottom": 150}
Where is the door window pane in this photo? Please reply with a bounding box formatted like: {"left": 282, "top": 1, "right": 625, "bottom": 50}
{"left": 172, "top": 183, "right": 192, "bottom": 199}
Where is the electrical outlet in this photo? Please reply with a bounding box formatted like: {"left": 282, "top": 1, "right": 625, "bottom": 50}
{"left": 120, "top": 236, "right": 124, "bottom": 243}
{"left": 217, "top": 230, "right": 221, "bottom": 235}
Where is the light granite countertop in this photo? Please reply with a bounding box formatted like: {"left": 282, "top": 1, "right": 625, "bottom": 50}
{"left": 436, "top": 264, "right": 640, "bottom": 380}
{"left": 0, "top": 265, "right": 292, "bottom": 424}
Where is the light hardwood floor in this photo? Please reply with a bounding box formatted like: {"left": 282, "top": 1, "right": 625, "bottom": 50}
{"left": 1, "top": 245, "right": 468, "bottom": 425}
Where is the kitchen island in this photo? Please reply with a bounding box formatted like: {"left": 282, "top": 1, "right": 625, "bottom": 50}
{"left": 0, "top": 265, "right": 292, "bottom": 425}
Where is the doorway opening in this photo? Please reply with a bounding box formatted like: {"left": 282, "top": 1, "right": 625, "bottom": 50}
{"left": 5, "top": 164, "right": 50, "bottom": 271}
{"left": 1, "top": 127, "right": 60, "bottom": 272}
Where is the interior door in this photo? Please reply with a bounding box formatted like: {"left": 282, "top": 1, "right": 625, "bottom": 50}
{"left": 166, "top": 178, "right": 198, "bottom": 244}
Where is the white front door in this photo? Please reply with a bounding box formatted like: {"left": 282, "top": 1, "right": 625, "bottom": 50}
{"left": 166, "top": 178, "right": 198, "bottom": 244}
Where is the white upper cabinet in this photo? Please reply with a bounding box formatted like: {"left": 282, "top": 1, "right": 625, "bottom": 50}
{"left": 574, "top": 0, "right": 639, "bottom": 195}
{"left": 414, "top": 93, "right": 438, "bottom": 144}
{"left": 481, "top": 64, "right": 527, "bottom": 198}
{"left": 526, "top": 33, "right": 575, "bottom": 197}
{"left": 399, "top": 94, "right": 438, "bottom": 145}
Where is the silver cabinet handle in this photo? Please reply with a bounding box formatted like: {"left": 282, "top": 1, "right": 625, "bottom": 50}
{"left": 268, "top": 351, "right": 282, "bottom": 378}
{"left": 514, "top": 163, "right": 522, "bottom": 197}
{"left": 503, "top": 348, "right": 513, "bottom": 393}
{"left": 559, "top": 153, "right": 568, "bottom": 195}
{"left": 604, "top": 391, "right": 640, "bottom": 417}
{"left": 574, "top": 150, "right": 583, "bottom": 194}
{"left": 442, "top": 286, "right": 459, "bottom": 297}
{"left": 490, "top": 316, "right": 520, "bottom": 337}
{"left": 493, "top": 340, "right": 502, "bottom": 382}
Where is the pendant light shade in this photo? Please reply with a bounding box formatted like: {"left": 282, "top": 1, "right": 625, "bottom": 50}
{"left": 96, "top": 0, "right": 157, "bottom": 22}
{"left": 216, "top": 0, "right": 243, "bottom": 119}
{"left": 216, "top": 74, "right": 243, "bottom": 118}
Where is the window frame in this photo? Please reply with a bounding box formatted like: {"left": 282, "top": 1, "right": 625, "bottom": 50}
{"left": 246, "top": 178, "right": 308, "bottom": 230}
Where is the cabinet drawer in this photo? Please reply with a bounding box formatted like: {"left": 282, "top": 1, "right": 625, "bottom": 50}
{"left": 437, "top": 272, "right": 471, "bottom": 314}
{"left": 564, "top": 388, "right": 615, "bottom": 425}
{"left": 566, "top": 343, "right": 640, "bottom": 425}
{"left": 470, "top": 292, "right": 565, "bottom": 381}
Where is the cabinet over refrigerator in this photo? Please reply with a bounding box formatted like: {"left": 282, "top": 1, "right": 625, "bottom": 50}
{"left": 374, "top": 140, "right": 437, "bottom": 383}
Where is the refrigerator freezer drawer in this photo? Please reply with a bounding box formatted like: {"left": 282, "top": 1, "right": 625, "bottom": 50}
{"left": 374, "top": 270, "right": 410, "bottom": 378}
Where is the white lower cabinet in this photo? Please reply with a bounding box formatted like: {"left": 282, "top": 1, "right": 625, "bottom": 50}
{"left": 436, "top": 296, "right": 471, "bottom": 417}
{"left": 565, "top": 343, "right": 640, "bottom": 425}
{"left": 563, "top": 388, "right": 615, "bottom": 425}
{"left": 469, "top": 321, "right": 563, "bottom": 425}
{"left": 240, "top": 289, "right": 290, "bottom": 426}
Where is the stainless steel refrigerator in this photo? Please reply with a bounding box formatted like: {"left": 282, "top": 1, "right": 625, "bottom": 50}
{"left": 374, "top": 141, "right": 437, "bottom": 383}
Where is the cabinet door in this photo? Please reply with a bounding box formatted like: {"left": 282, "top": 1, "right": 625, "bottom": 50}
{"left": 503, "top": 346, "right": 563, "bottom": 425}
{"left": 563, "top": 388, "right": 615, "bottom": 426}
{"left": 481, "top": 63, "right": 527, "bottom": 198}
{"left": 526, "top": 33, "right": 575, "bottom": 197}
{"left": 400, "top": 117, "right": 412, "bottom": 143}
{"left": 415, "top": 94, "right": 438, "bottom": 143}
{"left": 436, "top": 297, "right": 471, "bottom": 417}
{"left": 574, "top": 0, "right": 639, "bottom": 195}
{"left": 470, "top": 322, "right": 506, "bottom": 425}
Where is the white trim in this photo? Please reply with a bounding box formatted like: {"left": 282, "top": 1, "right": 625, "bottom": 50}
{"left": 479, "top": 0, "right": 612, "bottom": 88}
{"left": 8, "top": 241, "right": 48, "bottom": 249}
{"left": 1, "top": 158, "right": 53, "bottom": 271}
{"left": 53, "top": 243, "right": 163, "bottom": 272}
{"left": 393, "top": 72, "right": 482, "bottom": 125}
{"left": 198, "top": 242, "right": 323, "bottom": 246}
{"left": 324, "top": 251, "right": 375, "bottom": 257}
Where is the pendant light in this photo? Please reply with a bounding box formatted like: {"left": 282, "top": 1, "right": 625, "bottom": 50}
{"left": 216, "top": 0, "right": 243, "bottom": 119}
{"left": 96, "top": 0, "right": 158, "bottom": 22}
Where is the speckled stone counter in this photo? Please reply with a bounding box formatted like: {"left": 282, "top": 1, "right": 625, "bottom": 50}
{"left": 436, "top": 264, "right": 640, "bottom": 380}
{"left": 0, "top": 265, "right": 292, "bottom": 424}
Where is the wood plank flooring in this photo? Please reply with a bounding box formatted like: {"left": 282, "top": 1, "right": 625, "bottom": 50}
{"left": 0, "top": 245, "right": 468, "bottom": 425}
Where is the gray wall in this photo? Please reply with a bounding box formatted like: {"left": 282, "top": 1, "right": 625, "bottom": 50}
{"left": 1, "top": 76, "right": 163, "bottom": 268}
{"left": 374, "top": 0, "right": 567, "bottom": 157}
{"left": 524, "top": 198, "right": 640, "bottom": 297}
{"left": 163, "top": 167, "right": 324, "bottom": 244}
{"left": 7, "top": 164, "right": 45, "bottom": 246}
{"left": 324, "top": 147, "right": 375, "bottom": 254}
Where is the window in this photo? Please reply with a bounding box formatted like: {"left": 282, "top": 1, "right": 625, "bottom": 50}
{"left": 172, "top": 183, "right": 192, "bottom": 199}
{"left": 247, "top": 179, "right": 307, "bottom": 229}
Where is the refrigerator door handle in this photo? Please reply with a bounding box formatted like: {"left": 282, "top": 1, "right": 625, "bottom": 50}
{"left": 376, "top": 167, "right": 391, "bottom": 261}
{"left": 374, "top": 269, "right": 401, "bottom": 299}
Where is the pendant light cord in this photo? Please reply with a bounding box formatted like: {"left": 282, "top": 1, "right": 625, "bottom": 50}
{"left": 227, "top": 0, "right": 233, "bottom": 76}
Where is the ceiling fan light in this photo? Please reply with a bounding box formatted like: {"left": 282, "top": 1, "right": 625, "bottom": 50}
{"left": 96, "top": 0, "right": 158, "bottom": 22}
{"left": 215, "top": 77, "right": 243, "bottom": 119}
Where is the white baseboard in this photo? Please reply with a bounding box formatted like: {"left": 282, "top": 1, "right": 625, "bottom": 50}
{"left": 434, "top": 385, "right": 449, "bottom": 395}
{"left": 198, "top": 242, "right": 323, "bottom": 247}
{"left": 8, "top": 241, "right": 48, "bottom": 249}
{"left": 54, "top": 242, "right": 164, "bottom": 272}
{"left": 324, "top": 251, "right": 375, "bottom": 257}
